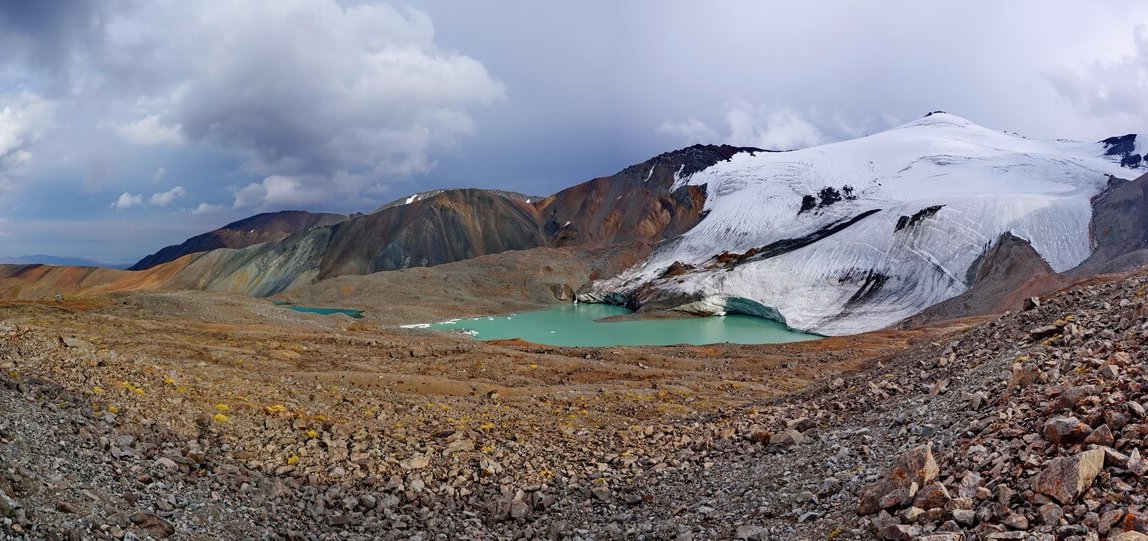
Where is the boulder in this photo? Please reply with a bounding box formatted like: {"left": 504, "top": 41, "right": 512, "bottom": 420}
{"left": 1043, "top": 416, "right": 1090, "bottom": 445}
{"left": 858, "top": 443, "right": 938, "bottom": 515}
{"left": 912, "top": 483, "right": 951, "bottom": 510}
{"left": 1031, "top": 449, "right": 1105, "bottom": 505}
{"left": 130, "top": 512, "right": 176, "bottom": 539}
{"left": 1084, "top": 424, "right": 1115, "bottom": 447}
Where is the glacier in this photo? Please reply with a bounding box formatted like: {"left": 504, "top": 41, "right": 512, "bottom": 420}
{"left": 581, "top": 113, "right": 1144, "bottom": 336}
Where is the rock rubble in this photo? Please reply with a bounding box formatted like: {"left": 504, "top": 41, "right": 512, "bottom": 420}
{"left": 0, "top": 267, "right": 1147, "bottom": 539}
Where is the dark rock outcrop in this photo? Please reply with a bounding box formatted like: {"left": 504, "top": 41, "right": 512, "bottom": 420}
{"left": 1102, "top": 134, "right": 1145, "bottom": 170}
{"left": 894, "top": 205, "right": 944, "bottom": 232}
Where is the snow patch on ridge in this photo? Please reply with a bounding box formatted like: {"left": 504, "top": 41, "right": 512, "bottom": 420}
{"left": 670, "top": 164, "right": 689, "bottom": 191}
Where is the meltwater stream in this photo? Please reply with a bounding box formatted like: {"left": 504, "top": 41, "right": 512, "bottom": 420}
{"left": 428, "top": 304, "right": 819, "bottom": 347}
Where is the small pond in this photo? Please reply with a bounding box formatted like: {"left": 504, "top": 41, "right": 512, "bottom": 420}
{"left": 287, "top": 306, "right": 364, "bottom": 319}
{"left": 424, "top": 303, "right": 819, "bottom": 347}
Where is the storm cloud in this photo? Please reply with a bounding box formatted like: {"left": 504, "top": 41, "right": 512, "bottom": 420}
{"left": 1, "top": 1, "right": 1147, "bottom": 261}
{"left": 1, "top": 0, "right": 505, "bottom": 214}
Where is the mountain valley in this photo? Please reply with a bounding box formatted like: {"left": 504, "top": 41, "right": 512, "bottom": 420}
{"left": 2, "top": 114, "right": 1148, "bottom": 539}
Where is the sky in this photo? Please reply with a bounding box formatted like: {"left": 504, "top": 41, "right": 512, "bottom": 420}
{"left": 1, "top": 0, "right": 1147, "bottom": 263}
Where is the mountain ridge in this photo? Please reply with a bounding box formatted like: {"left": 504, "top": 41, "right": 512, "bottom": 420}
{"left": 6, "top": 115, "right": 1148, "bottom": 337}
{"left": 128, "top": 210, "right": 349, "bottom": 271}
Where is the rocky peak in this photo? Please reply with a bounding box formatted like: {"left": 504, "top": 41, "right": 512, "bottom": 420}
{"left": 618, "top": 143, "right": 765, "bottom": 182}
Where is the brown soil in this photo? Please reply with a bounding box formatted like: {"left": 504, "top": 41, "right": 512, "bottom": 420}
{"left": 0, "top": 287, "right": 953, "bottom": 539}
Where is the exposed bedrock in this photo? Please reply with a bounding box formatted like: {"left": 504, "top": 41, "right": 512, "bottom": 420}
{"left": 1073, "top": 171, "right": 1148, "bottom": 277}
{"left": 898, "top": 232, "right": 1065, "bottom": 328}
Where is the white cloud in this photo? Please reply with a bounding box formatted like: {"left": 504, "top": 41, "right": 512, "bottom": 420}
{"left": 231, "top": 175, "right": 326, "bottom": 209}
{"left": 0, "top": 91, "right": 54, "bottom": 192}
{"left": 659, "top": 102, "right": 827, "bottom": 151}
{"left": 148, "top": 185, "right": 185, "bottom": 206}
{"left": 116, "top": 114, "right": 185, "bottom": 146}
{"left": 152, "top": 167, "right": 167, "bottom": 181}
{"left": 725, "top": 103, "right": 824, "bottom": 150}
{"left": 0, "top": 92, "right": 53, "bottom": 156}
{"left": 112, "top": 192, "right": 144, "bottom": 209}
{"left": 191, "top": 202, "right": 226, "bottom": 215}
{"left": 112, "top": 186, "right": 186, "bottom": 209}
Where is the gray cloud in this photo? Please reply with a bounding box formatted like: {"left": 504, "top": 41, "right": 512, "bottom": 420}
{"left": 160, "top": 2, "right": 505, "bottom": 183}
{"left": 0, "top": 0, "right": 112, "bottom": 88}
{"left": 1, "top": 0, "right": 505, "bottom": 210}
{"left": 1047, "top": 24, "right": 1148, "bottom": 129}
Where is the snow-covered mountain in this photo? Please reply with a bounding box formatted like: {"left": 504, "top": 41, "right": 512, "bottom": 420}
{"left": 580, "top": 112, "right": 1146, "bottom": 335}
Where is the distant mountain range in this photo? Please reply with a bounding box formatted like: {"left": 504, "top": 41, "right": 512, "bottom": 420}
{"left": 3, "top": 111, "right": 1147, "bottom": 336}
{"left": 0, "top": 255, "right": 133, "bottom": 269}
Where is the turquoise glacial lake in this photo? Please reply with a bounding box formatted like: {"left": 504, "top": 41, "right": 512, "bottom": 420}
{"left": 288, "top": 306, "right": 365, "bottom": 319}
{"left": 427, "top": 303, "right": 820, "bottom": 347}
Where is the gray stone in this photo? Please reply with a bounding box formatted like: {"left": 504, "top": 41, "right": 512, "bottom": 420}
{"left": 733, "top": 524, "right": 767, "bottom": 540}
{"left": 1002, "top": 512, "right": 1029, "bottom": 530}
{"left": 0, "top": 490, "right": 20, "bottom": 517}
{"left": 914, "top": 534, "right": 964, "bottom": 541}
{"left": 952, "top": 509, "right": 976, "bottom": 526}
{"left": 877, "top": 524, "right": 919, "bottom": 540}
{"left": 1037, "top": 503, "right": 1063, "bottom": 526}
{"left": 771, "top": 429, "right": 805, "bottom": 449}
{"left": 129, "top": 512, "right": 175, "bottom": 539}
{"left": 509, "top": 500, "right": 529, "bottom": 519}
